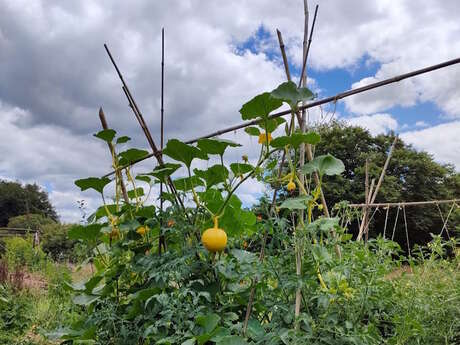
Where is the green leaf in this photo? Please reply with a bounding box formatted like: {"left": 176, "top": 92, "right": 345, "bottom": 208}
{"left": 127, "top": 187, "right": 144, "bottom": 199}
{"left": 279, "top": 195, "right": 313, "bottom": 210}
{"left": 197, "top": 138, "right": 241, "bottom": 156}
{"left": 244, "top": 127, "right": 260, "bottom": 136}
{"left": 239, "top": 92, "right": 282, "bottom": 120}
{"left": 116, "top": 135, "right": 131, "bottom": 144}
{"left": 94, "top": 129, "right": 116, "bottom": 143}
{"left": 301, "top": 154, "right": 345, "bottom": 176}
{"left": 128, "top": 287, "right": 161, "bottom": 302}
{"left": 198, "top": 189, "right": 224, "bottom": 214}
{"left": 271, "top": 81, "right": 314, "bottom": 108}
{"left": 260, "top": 117, "right": 286, "bottom": 133}
{"left": 173, "top": 176, "right": 204, "bottom": 191}
{"left": 230, "top": 249, "right": 257, "bottom": 264}
{"left": 135, "top": 205, "right": 156, "bottom": 219}
{"left": 230, "top": 163, "right": 254, "bottom": 176}
{"left": 73, "top": 294, "right": 100, "bottom": 306}
{"left": 148, "top": 163, "right": 182, "bottom": 182}
{"left": 247, "top": 319, "right": 265, "bottom": 338}
{"left": 270, "top": 132, "right": 320, "bottom": 148}
{"left": 216, "top": 336, "right": 248, "bottom": 345}
{"left": 68, "top": 224, "right": 102, "bottom": 242}
{"left": 135, "top": 175, "right": 151, "bottom": 183}
{"left": 163, "top": 139, "right": 208, "bottom": 168}
{"left": 194, "top": 165, "right": 229, "bottom": 189}
{"left": 196, "top": 313, "right": 220, "bottom": 334}
{"left": 118, "top": 148, "right": 149, "bottom": 166}
{"left": 75, "top": 177, "right": 111, "bottom": 194}
{"left": 312, "top": 245, "right": 332, "bottom": 263}
{"left": 181, "top": 339, "right": 196, "bottom": 345}
{"left": 87, "top": 204, "right": 118, "bottom": 222}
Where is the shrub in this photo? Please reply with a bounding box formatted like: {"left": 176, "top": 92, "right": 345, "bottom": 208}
{"left": 7, "top": 214, "right": 56, "bottom": 231}
{"left": 2, "top": 237, "right": 47, "bottom": 271}
{"left": 41, "top": 223, "right": 76, "bottom": 262}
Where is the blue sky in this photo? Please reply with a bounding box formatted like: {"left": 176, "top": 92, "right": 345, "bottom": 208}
{"left": 236, "top": 25, "right": 445, "bottom": 132}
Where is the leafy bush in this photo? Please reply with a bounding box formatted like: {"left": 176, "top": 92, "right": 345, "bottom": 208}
{"left": 2, "top": 237, "right": 47, "bottom": 271}
{"left": 41, "top": 223, "right": 76, "bottom": 262}
{"left": 7, "top": 214, "right": 56, "bottom": 231}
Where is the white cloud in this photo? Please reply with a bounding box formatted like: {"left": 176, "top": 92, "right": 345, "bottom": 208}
{"left": 1, "top": 0, "right": 460, "bottom": 221}
{"left": 345, "top": 113, "right": 398, "bottom": 135}
{"left": 415, "top": 121, "right": 429, "bottom": 128}
{"left": 400, "top": 121, "right": 460, "bottom": 170}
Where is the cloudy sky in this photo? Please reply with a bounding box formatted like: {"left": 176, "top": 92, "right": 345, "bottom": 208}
{"left": 1, "top": 0, "right": 459, "bottom": 222}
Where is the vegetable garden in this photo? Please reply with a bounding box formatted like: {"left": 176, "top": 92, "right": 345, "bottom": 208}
{"left": 2, "top": 2, "right": 459, "bottom": 344}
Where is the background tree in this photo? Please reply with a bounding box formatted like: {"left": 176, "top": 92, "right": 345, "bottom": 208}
{"left": 263, "top": 121, "right": 459, "bottom": 249}
{"left": 0, "top": 181, "right": 57, "bottom": 226}
{"left": 315, "top": 122, "right": 460, "bottom": 248}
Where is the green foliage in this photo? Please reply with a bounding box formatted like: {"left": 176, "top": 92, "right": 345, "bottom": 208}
{"left": 7, "top": 214, "right": 56, "bottom": 230}
{"left": 57, "top": 80, "right": 459, "bottom": 345}
{"left": 0, "top": 180, "right": 57, "bottom": 227}
{"left": 3, "top": 237, "right": 47, "bottom": 271}
{"left": 41, "top": 223, "right": 76, "bottom": 262}
{"left": 315, "top": 121, "right": 460, "bottom": 247}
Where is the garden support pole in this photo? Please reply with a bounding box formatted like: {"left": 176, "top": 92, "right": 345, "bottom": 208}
{"left": 357, "top": 136, "right": 397, "bottom": 240}
{"left": 98, "top": 107, "right": 130, "bottom": 204}
{"left": 104, "top": 44, "right": 189, "bottom": 219}
{"left": 103, "top": 56, "right": 460, "bottom": 178}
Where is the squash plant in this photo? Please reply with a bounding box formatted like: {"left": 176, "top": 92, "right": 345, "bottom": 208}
{"left": 57, "top": 81, "right": 350, "bottom": 344}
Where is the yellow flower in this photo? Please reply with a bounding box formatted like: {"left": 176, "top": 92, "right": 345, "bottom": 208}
{"left": 287, "top": 180, "right": 296, "bottom": 192}
{"left": 136, "top": 226, "right": 148, "bottom": 236}
{"left": 258, "top": 132, "right": 272, "bottom": 144}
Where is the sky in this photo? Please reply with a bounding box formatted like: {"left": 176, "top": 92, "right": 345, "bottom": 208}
{"left": 1, "top": 0, "right": 459, "bottom": 222}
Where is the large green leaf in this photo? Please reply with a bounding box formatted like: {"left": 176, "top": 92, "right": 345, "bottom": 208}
{"left": 301, "top": 154, "right": 345, "bottom": 176}
{"left": 239, "top": 92, "right": 282, "bottom": 120}
{"left": 148, "top": 163, "right": 182, "bottom": 182}
{"left": 270, "top": 132, "right": 320, "bottom": 148}
{"left": 279, "top": 195, "right": 313, "bottom": 210}
{"left": 271, "top": 81, "right": 314, "bottom": 108}
{"left": 118, "top": 148, "right": 149, "bottom": 166}
{"left": 259, "top": 117, "right": 286, "bottom": 133}
{"left": 197, "top": 138, "right": 241, "bottom": 156}
{"left": 247, "top": 319, "right": 265, "bottom": 338}
{"left": 73, "top": 294, "right": 100, "bottom": 306}
{"left": 87, "top": 204, "right": 118, "bottom": 222}
{"left": 198, "top": 189, "right": 224, "bottom": 214}
{"left": 196, "top": 313, "right": 220, "bottom": 334}
{"left": 219, "top": 195, "right": 256, "bottom": 236}
{"left": 173, "top": 176, "right": 204, "bottom": 191}
{"left": 163, "top": 139, "right": 208, "bottom": 168}
{"left": 231, "top": 249, "right": 257, "bottom": 264}
{"left": 230, "top": 163, "right": 254, "bottom": 176}
{"left": 312, "top": 245, "right": 332, "bottom": 263}
{"left": 216, "top": 336, "right": 248, "bottom": 345}
{"left": 194, "top": 165, "right": 229, "bottom": 189}
{"left": 93, "top": 129, "right": 116, "bottom": 143}
{"left": 68, "top": 224, "right": 102, "bottom": 242}
{"left": 75, "top": 177, "right": 111, "bottom": 194}
{"left": 116, "top": 135, "right": 131, "bottom": 144}
{"left": 244, "top": 127, "right": 260, "bottom": 136}
{"left": 127, "top": 187, "right": 144, "bottom": 199}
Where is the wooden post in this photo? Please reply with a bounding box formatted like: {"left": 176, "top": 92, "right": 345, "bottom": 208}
{"left": 99, "top": 107, "right": 130, "bottom": 204}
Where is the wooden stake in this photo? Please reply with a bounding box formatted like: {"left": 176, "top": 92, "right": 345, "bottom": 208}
{"left": 357, "top": 137, "right": 397, "bottom": 241}
{"left": 98, "top": 107, "right": 129, "bottom": 204}
{"left": 103, "top": 56, "right": 460, "bottom": 178}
